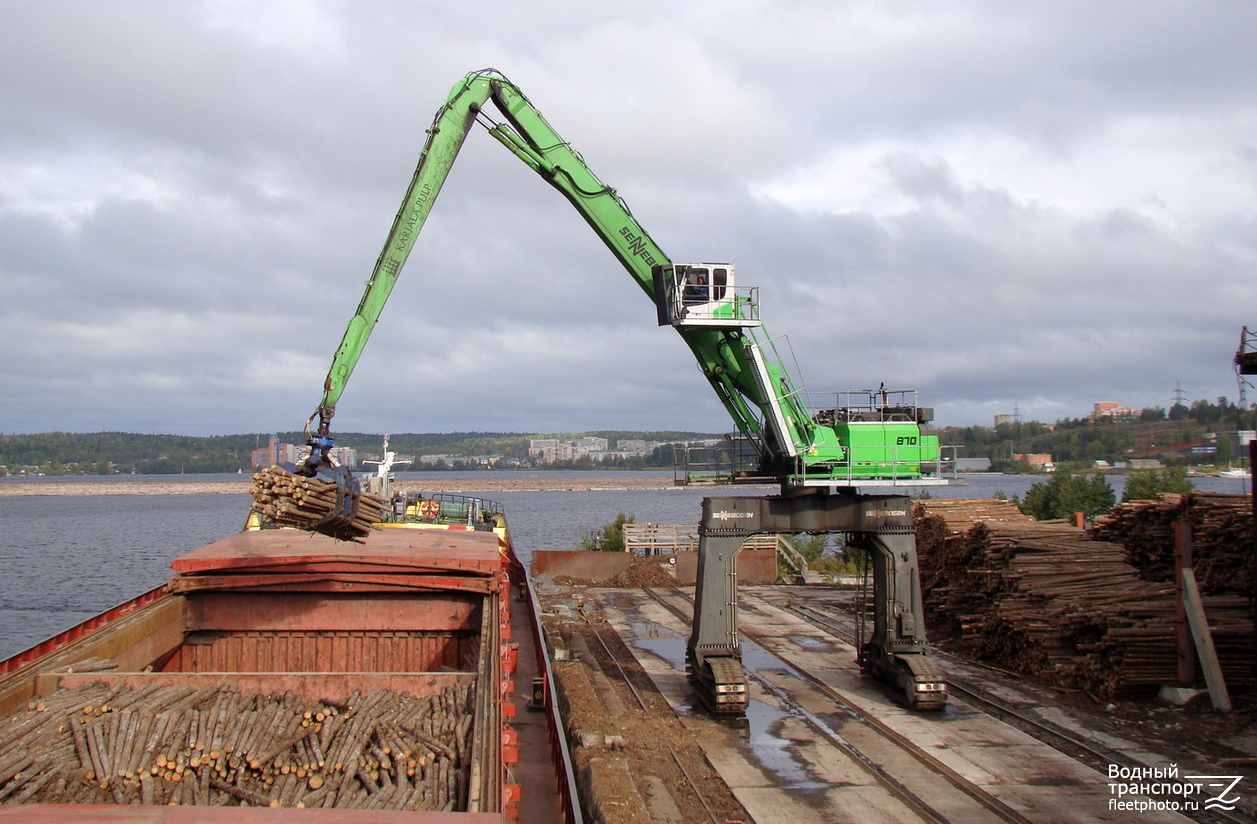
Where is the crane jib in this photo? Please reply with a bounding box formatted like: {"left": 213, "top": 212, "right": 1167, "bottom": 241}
{"left": 304, "top": 68, "right": 943, "bottom": 489}
{"left": 394, "top": 183, "right": 436, "bottom": 253}
{"left": 618, "top": 227, "right": 659, "bottom": 267}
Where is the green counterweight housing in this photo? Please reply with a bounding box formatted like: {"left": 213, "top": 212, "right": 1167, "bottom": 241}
{"left": 308, "top": 69, "right": 944, "bottom": 490}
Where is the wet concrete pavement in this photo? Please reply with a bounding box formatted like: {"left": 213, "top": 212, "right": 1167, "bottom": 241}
{"left": 589, "top": 585, "right": 1197, "bottom": 824}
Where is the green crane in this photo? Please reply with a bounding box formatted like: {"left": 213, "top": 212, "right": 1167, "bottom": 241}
{"left": 303, "top": 68, "right": 941, "bottom": 489}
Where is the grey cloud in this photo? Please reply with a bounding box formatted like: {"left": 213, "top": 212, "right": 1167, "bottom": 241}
{"left": 1, "top": 1, "right": 1254, "bottom": 436}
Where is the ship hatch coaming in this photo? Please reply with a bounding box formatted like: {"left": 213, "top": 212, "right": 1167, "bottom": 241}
{"left": 171, "top": 589, "right": 484, "bottom": 674}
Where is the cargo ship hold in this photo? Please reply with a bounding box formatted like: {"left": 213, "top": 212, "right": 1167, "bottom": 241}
{"left": 0, "top": 492, "right": 579, "bottom": 823}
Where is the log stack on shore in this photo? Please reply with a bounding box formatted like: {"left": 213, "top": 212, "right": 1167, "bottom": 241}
{"left": 250, "top": 465, "right": 389, "bottom": 543}
{"left": 914, "top": 498, "right": 1256, "bottom": 699}
{"left": 913, "top": 498, "right": 1038, "bottom": 637}
{"left": 0, "top": 679, "right": 474, "bottom": 811}
{"left": 1090, "top": 492, "right": 1255, "bottom": 599}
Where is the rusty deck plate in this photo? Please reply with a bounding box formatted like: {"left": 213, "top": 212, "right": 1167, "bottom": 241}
{"left": 172, "top": 527, "right": 502, "bottom": 577}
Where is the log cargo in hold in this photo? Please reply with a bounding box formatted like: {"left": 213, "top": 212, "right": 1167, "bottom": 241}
{"left": 0, "top": 507, "right": 578, "bottom": 822}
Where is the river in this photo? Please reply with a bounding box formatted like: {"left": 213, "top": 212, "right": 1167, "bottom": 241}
{"left": 0, "top": 471, "right": 1248, "bottom": 660}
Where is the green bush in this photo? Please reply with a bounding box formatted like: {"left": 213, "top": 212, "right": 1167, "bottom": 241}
{"left": 577, "top": 512, "right": 634, "bottom": 552}
{"left": 1018, "top": 472, "right": 1115, "bottom": 521}
{"left": 1122, "top": 468, "right": 1193, "bottom": 502}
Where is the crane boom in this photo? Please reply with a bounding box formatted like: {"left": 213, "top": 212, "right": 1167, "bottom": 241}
{"left": 307, "top": 69, "right": 942, "bottom": 488}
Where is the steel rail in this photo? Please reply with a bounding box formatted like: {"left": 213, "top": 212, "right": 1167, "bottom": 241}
{"left": 670, "top": 748, "right": 721, "bottom": 824}
{"left": 639, "top": 586, "right": 1036, "bottom": 824}
{"left": 769, "top": 593, "right": 1257, "bottom": 824}
{"left": 582, "top": 614, "right": 650, "bottom": 713}
{"left": 582, "top": 602, "right": 724, "bottom": 823}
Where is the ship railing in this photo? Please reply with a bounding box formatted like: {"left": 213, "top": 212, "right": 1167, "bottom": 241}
{"left": 392, "top": 491, "right": 506, "bottom": 526}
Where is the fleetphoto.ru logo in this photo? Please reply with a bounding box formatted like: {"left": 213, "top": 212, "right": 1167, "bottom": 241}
{"left": 1108, "top": 764, "right": 1242, "bottom": 814}
{"left": 1184, "top": 774, "right": 1243, "bottom": 811}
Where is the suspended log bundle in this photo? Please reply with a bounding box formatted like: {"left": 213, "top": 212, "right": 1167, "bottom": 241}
{"left": 251, "top": 465, "right": 389, "bottom": 543}
{"left": 1090, "top": 492, "right": 1255, "bottom": 598}
{"left": 0, "top": 682, "right": 474, "bottom": 811}
{"left": 914, "top": 499, "right": 1256, "bottom": 699}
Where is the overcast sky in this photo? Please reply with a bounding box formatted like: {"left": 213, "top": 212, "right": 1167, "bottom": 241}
{"left": 2, "top": 1, "right": 1255, "bottom": 437}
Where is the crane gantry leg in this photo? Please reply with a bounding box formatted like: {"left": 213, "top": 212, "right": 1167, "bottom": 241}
{"left": 686, "top": 491, "right": 947, "bottom": 714}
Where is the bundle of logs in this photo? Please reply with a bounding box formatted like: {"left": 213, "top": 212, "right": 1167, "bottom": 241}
{"left": 913, "top": 498, "right": 1036, "bottom": 624}
{"left": 1090, "top": 492, "right": 1255, "bottom": 599}
{"left": 251, "top": 464, "right": 389, "bottom": 542}
{"left": 0, "top": 677, "right": 475, "bottom": 811}
{"left": 914, "top": 499, "right": 1256, "bottom": 700}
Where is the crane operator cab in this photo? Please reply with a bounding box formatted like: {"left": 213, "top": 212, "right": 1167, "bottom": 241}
{"left": 652, "top": 263, "right": 762, "bottom": 329}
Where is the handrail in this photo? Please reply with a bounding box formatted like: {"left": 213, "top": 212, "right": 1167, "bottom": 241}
{"left": 791, "top": 443, "right": 949, "bottom": 486}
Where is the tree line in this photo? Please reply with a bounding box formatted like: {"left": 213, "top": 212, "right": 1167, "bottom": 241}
{"left": 938, "top": 396, "right": 1253, "bottom": 470}
{"left": 0, "top": 430, "right": 716, "bottom": 475}
{"left": 2, "top": 397, "right": 1249, "bottom": 475}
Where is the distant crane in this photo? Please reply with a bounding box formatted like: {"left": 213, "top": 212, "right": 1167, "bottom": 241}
{"left": 1232, "top": 328, "right": 1256, "bottom": 495}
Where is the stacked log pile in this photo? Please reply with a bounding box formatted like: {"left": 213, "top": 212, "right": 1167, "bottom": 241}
{"left": 251, "top": 465, "right": 388, "bottom": 542}
{"left": 913, "top": 499, "right": 1038, "bottom": 637}
{"left": 1090, "top": 492, "right": 1255, "bottom": 598}
{"left": 914, "top": 499, "right": 1256, "bottom": 699}
{"left": 0, "top": 680, "right": 474, "bottom": 811}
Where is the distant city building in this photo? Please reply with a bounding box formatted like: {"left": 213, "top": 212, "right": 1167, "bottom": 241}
{"left": 1012, "top": 453, "right": 1054, "bottom": 470}
{"left": 251, "top": 435, "right": 355, "bottom": 468}
{"left": 528, "top": 438, "right": 561, "bottom": 463}
{"left": 1092, "top": 402, "right": 1141, "bottom": 421}
{"left": 993, "top": 414, "right": 1013, "bottom": 428}
{"left": 329, "top": 447, "right": 357, "bottom": 468}
{"left": 529, "top": 435, "right": 678, "bottom": 464}
{"left": 251, "top": 435, "right": 294, "bottom": 468}
{"left": 616, "top": 439, "right": 666, "bottom": 456}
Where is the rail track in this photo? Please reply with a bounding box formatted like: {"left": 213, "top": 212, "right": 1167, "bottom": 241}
{"left": 754, "top": 587, "right": 1257, "bottom": 824}
{"left": 638, "top": 586, "right": 1042, "bottom": 824}
{"left": 576, "top": 607, "right": 726, "bottom": 824}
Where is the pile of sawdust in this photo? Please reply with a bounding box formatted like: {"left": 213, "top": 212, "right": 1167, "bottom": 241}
{"left": 552, "top": 557, "right": 678, "bottom": 588}
{"left": 605, "top": 558, "right": 678, "bottom": 588}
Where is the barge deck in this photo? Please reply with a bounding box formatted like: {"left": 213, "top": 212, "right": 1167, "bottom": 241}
{"left": 0, "top": 524, "right": 577, "bottom": 822}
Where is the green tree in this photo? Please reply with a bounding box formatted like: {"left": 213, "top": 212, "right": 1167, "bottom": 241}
{"left": 1216, "top": 434, "right": 1235, "bottom": 467}
{"left": 789, "top": 534, "right": 830, "bottom": 563}
{"left": 1122, "top": 468, "right": 1193, "bottom": 502}
{"left": 578, "top": 512, "right": 634, "bottom": 552}
{"left": 1018, "top": 472, "right": 1116, "bottom": 521}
